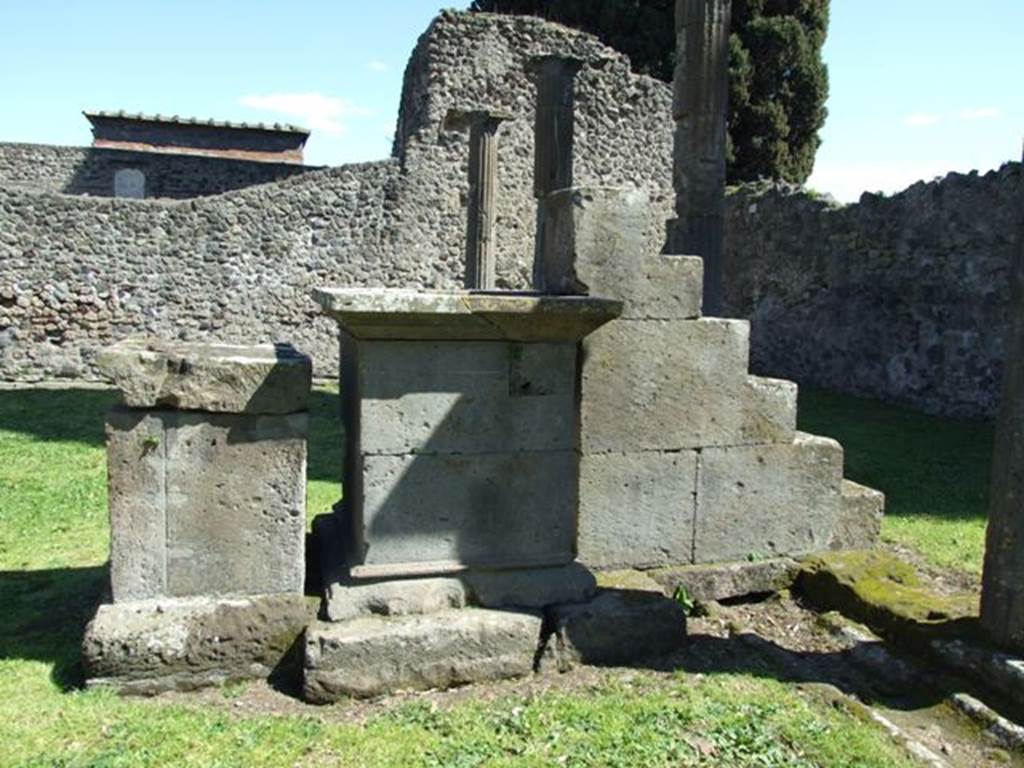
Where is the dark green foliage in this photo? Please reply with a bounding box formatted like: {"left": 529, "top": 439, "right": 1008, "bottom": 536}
{"left": 470, "top": 0, "right": 829, "bottom": 184}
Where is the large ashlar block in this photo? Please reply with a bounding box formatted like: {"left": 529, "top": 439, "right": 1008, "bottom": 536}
{"left": 355, "top": 451, "right": 577, "bottom": 574}
{"left": 694, "top": 433, "right": 844, "bottom": 563}
{"left": 537, "top": 187, "right": 703, "bottom": 321}
{"left": 83, "top": 594, "right": 310, "bottom": 694}
{"left": 107, "top": 409, "right": 307, "bottom": 601}
{"left": 303, "top": 608, "right": 543, "bottom": 701}
{"left": 577, "top": 450, "right": 698, "bottom": 569}
{"left": 580, "top": 318, "right": 796, "bottom": 453}
{"left": 98, "top": 339, "right": 312, "bottom": 415}
{"left": 351, "top": 340, "right": 576, "bottom": 455}
{"left": 830, "top": 480, "right": 885, "bottom": 551}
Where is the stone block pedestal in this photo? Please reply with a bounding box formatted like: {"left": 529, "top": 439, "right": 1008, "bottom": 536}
{"left": 83, "top": 340, "right": 312, "bottom": 692}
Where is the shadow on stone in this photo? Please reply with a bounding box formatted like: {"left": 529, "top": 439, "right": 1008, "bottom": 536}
{"left": 0, "top": 565, "right": 108, "bottom": 691}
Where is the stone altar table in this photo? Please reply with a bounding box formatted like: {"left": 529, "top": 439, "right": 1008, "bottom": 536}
{"left": 313, "top": 288, "right": 621, "bottom": 612}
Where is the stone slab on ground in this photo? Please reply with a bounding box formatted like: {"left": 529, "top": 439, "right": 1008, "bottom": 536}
{"left": 542, "top": 590, "right": 687, "bottom": 671}
{"left": 797, "top": 550, "right": 978, "bottom": 641}
{"left": 932, "top": 640, "right": 1024, "bottom": 715}
{"left": 82, "top": 594, "right": 311, "bottom": 695}
{"left": 325, "top": 576, "right": 469, "bottom": 623}
{"left": 107, "top": 408, "right": 307, "bottom": 601}
{"left": 303, "top": 608, "right": 543, "bottom": 702}
{"left": 97, "top": 339, "right": 312, "bottom": 414}
{"left": 577, "top": 450, "right": 698, "bottom": 569}
{"left": 536, "top": 187, "right": 703, "bottom": 321}
{"left": 648, "top": 558, "right": 800, "bottom": 603}
{"left": 323, "top": 564, "right": 596, "bottom": 621}
{"left": 580, "top": 318, "right": 796, "bottom": 453}
{"left": 831, "top": 480, "right": 885, "bottom": 551}
{"left": 694, "top": 433, "right": 843, "bottom": 563}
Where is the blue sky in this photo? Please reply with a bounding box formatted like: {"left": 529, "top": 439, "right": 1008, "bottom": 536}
{"left": 1, "top": 1, "right": 1020, "bottom": 202}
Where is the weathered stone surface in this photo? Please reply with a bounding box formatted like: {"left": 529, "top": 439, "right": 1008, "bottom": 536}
{"left": 831, "top": 480, "right": 885, "bottom": 551}
{"left": 464, "top": 563, "right": 597, "bottom": 608}
{"left": 97, "top": 339, "right": 312, "bottom": 414}
{"left": 982, "top": 152, "right": 1024, "bottom": 652}
{"left": 303, "top": 608, "right": 543, "bottom": 701}
{"left": 798, "top": 550, "right": 978, "bottom": 641}
{"left": 649, "top": 558, "right": 800, "bottom": 602}
{"left": 106, "top": 408, "right": 307, "bottom": 600}
{"left": 82, "top": 594, "right": 310, "bottom": 694}
{"left": 537, "top": 187, "right": 703, "bottom": 321}
{"left": 107, "top": 409, "right": 168, "bottom": 602}
{"left": 324, "top": 565, "right": 595, "bottom": 620}
{"left": 354, "top": 451, "right": 576, "bottom": 575}
{"left": 694, "top": 433, "right": 843, "bottom": 563}
{"left": 580, "top": 318, "right": 795, "bottom": 452}
{"left": 543, "top": 590, "right": 687, "bottom": 670}
{"left": 577, "top": 450, "right": 698, "bottom": 569}
{"left": 325, "top": 577, "right": 468, "bottom": 623}
{"left": 314, "top": 288, "right": 621, "bottom": 343}
{"left": 931, "top": 639, "right": 1024, "bottom": 711}
{"left": 352, "top": 341, "right": 576, "bottom": 455}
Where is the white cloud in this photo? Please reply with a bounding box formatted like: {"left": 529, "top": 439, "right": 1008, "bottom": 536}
{"left": 960, "top": 107, "right": 1000, "bottom": 121}
{"left": 903, "top": 113, "right": 941, "bottom": 127}
{"left": 367, "top": 61, "right": 389, "bottom": 73}
{"left": 238, "top": 92, "right": 371, "bottom": 136}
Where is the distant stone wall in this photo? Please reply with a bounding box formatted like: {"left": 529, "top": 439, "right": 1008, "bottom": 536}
{"left": 0, "top": 143, "right": 316, "bottom": 199}
{"left": 723, "top": 163, "right": 1022, "bottom": 418}
{"left": 0, "top": 11, "right": 676, "bottom": 381}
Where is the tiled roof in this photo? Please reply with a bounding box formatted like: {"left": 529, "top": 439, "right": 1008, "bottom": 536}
{"left": 83, "top": 111, "right": 310, "bottom": 136}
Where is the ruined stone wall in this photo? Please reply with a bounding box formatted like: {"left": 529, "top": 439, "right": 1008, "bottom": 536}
{"left": 0, "top": 142, "right": 316, "bottom": 199}
{"left": 0, "top": 11, "right": 675, "bottom": 381}
{"left": 723, "top": 163, "right": 1022, "bottom": 418}
{"left": 0, "top": 162, "right": 403, "bottom": 380}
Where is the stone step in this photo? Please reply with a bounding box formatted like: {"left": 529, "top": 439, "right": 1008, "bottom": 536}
{"left": 535, "top": 187, "right": 704, "bottom": 321}
{"left": 830, "top": 480, "right": 885, "bottom": 551}
{"left": 694, "top": 432, "right": 845, "bottom": 563}
{"left": 581, "top": 318, "right": 798, "bottom": 453}
{"left": 321, "top": 562, "right": 596, "bottom": 622}
{"left": 303, "top": 608, "right": 543, "bottom": 702}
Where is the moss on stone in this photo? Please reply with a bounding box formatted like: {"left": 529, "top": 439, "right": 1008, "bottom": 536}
{"left": 594, "top": 569, "right": 666, "bottom": 594}
{"left": 798, "top": 550, "right": 979, "bottom": 645}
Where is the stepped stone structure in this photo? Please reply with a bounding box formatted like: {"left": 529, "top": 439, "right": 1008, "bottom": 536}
{"left": 82, "top": 341, "right": 312, "bottom": 692}
{"left": 77, "top": 6, "right": 884, "bottom": 699}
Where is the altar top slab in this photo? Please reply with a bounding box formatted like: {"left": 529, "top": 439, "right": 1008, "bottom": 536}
{"left": 313, "top": 288, "right": 622, "bottom": 342}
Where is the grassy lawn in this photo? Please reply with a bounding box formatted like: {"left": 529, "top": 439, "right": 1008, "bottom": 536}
{"left": 797, "top": 389, "right": 994, "bottom": 576}
{"left": 0, "top": 384, "right": 979, "bottom": 766}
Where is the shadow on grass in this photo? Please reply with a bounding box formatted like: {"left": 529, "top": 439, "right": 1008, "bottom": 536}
{"left": 0, "top": 565, "right": 108, "bottom": 690}
{"left": 0, "top": 387, "right": 118, "bottom": 447}
{"left": 308, "top": 387, "right": 343, "bottom": 485}
{"left": 797, "top": 388, "right": 994, "bottom": 524}
{"left": 0, "top": 386, "right": 344, "bottom": 484}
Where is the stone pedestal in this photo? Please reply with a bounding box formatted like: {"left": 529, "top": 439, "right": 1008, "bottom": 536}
{"left": 305, "top": 288, "right": 622, "bottom": 701}
{"left": 315, "top": 288, "right": 619, "bottom": 584}
{"left": 83, "top": 340, "right": 312, "bottom": 692}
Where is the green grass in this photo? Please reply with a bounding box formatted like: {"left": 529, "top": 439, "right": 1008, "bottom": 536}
{"left": 0, "top": 385, "right": 963, "bottom": 766}
{"left": 798, "top": 388, "right": 994, "bottom": 575}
